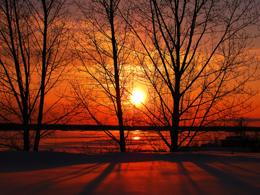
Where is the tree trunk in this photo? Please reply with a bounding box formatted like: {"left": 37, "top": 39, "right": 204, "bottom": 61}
{"left": 170, "top": 118, "right": 179, "bottom": 152}
{"left": 170, "top": 75, "right": 181, "bottom": 152}
{"left": 34, "top": 93, "right": 45, "bottom": 152}
{"left": 23, "top": 115, "right": 30, "bottom": 151}
{"left": 110, "top": 1, "right": 126, "bottom": 152}
{"left": 34, "top": 0, "right": 47, "bottom": 152}
{"left": 113, "top": 38, "right": 126, "bottom": 153}
{"left": 117, "top": 101, "right": 126, "bottom": 152}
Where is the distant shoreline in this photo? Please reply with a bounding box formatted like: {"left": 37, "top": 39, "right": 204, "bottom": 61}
{"left": 0, "top": 123, "right": 260, "bottom": 132}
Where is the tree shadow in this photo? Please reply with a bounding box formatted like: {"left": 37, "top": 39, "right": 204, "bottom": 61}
{"left": 1, "top": 151, "right": 260, "bottom": 172}
{"left": 79, "top": 162, "right": 117, "bottom": 195}
{"left": 224, "top": 162, "right": 260, "bottom": 176}
{"left": 1, "top": 151, "right": 260, "bottom": 194}
{"left": 177, "top": 162, "right": 204, "bottom": 195}
{"left": 30, "top": 163, "right": 105, "bottom": 194}
{"left": 192, "top": 161, "right": 259, "bottom": 194}
{"left": 0, "top": 151, "right": 110, "bottom": 172}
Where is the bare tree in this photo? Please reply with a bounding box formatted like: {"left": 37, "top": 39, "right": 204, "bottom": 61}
{"left": 128, "top": 0, "right": 259, "bottom": 151}
{"left": 0, "top": 0, "right": 34, "bottom": 150}
{"left": 74, "top": 0, "right": 133, "bottom": 152}
{"left": 32, "top": 0, "right": 69, "bottom": 151}
{"left": 0, "top": 0, "right": 70, "bottom": 151}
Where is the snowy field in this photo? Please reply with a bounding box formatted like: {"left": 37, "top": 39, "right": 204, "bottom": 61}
{"left": 0, "top": 151, "right": 260, "bottom": 195}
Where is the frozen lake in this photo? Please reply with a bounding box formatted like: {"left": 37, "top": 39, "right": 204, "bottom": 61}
{"left": 0, "top": 130, "right": 260, "bottom": 154}
{"left": 1, "top": 130, "right": 259, "bottom": 153}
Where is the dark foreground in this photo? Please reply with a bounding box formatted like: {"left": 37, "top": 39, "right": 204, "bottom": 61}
{"left": 0, "top": 151, "right": 260, "bottom": 195}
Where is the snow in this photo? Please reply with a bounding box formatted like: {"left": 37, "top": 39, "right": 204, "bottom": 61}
{"left": 0, "top": 151, "right": 260, "bottom": 195}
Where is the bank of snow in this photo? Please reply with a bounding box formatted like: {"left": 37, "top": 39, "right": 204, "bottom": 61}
{"left": 0, "top": 151, "right": 260, "bottom": 195}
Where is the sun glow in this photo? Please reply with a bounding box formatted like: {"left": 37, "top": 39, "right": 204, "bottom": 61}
{"left": 131, "top": 88, "right": 146, "bottom": 105}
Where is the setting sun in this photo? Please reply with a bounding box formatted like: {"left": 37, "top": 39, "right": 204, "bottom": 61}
{"left": 131, "top": 88, "right": 146, "bottom": 105}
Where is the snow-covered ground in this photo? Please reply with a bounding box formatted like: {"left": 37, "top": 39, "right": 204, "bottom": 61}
{"left": 0, "top": 151, "right": 259, "bottom": 195}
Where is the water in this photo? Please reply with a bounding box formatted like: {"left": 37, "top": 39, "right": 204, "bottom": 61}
{"left": 0, "top": 130, "right": 259, "bottom": 153}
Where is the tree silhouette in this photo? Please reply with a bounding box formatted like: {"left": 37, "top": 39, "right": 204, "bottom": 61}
{"left": 0, "top": 0, "right": 70, "bottom": 151}
{"left": 74, "top": 0, "right": 133, "bottom": 152}
{"left": 128, "top": 0, "right": 259, "bottom": 151}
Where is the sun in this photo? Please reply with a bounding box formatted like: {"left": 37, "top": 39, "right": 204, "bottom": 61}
{"left": 131, "top": 88, "right": 146, "bottom": 105}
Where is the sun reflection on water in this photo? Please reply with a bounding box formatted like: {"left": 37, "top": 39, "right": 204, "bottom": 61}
{"left": 132, "top": 130, "right": 141, "bottom": 140}
{"left": 132, "top": 136, "right": 141, "bottom": 140}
